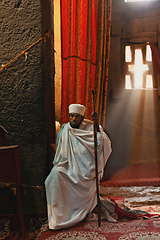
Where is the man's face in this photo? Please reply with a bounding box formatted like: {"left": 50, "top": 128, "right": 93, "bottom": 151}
{"left": 69, "top": 113, "right": 83, "bottom": 128}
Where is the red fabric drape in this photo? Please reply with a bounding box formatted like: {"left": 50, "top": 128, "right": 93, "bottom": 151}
{"left": 60, "top": 0, "right": 111, "bottom": 126}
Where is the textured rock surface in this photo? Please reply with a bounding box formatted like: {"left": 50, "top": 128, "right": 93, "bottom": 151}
{"left": 0, "top": 0, "right": 48, "bottom": 212}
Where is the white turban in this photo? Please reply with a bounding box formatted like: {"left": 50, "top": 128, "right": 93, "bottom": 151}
{"left": 69, "top": 104, "right": 86, "bottom": 116}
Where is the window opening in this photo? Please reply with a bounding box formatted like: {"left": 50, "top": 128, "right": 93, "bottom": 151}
{"left": 125, "top": 44, "right": 153, "bottom": 89}
{"left": 125, "top": 46, "right": 132, "bottom": 62}
{"left": 146, "top": 45, "right": 152, "bottom": 61}
{"left": 146, "top": 75, "right": 153, "bottom": 88}
{"left": 125, "top": 75, "right": 132, "bottom": 89}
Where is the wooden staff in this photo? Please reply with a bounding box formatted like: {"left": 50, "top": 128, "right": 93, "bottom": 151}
{"left": 91, "top": 89, "right": 101, "bottom": 227}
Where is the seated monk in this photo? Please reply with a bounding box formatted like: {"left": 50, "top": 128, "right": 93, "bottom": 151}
{"left": 45, "top": 104, "right": 112, "bottom": 230}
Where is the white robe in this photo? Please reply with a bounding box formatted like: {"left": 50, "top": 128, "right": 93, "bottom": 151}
{"left": 45, "top": 119, "right": 112, "bottom": 230}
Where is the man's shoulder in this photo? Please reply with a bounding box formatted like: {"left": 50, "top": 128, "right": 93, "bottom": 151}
{"left": 80, "top": 119, "right": 93, "bottom": 130}
{"left": 61, "top": 123, "right": 67, "bottom": 129}
{"left": 59, "top": 123, "right": 68, "bottom": 133}
{"left": 56, "top": 123, "right": 68, "bottom": 144}
{"left": 83, "top": 119, "right": 93, "bottom": 124}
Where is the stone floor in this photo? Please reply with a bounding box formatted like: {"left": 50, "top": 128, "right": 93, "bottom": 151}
{"left": 100, "top": 185, "right": 160, "bottom": 208}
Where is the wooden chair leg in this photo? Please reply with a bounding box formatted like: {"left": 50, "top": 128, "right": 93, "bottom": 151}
{"left": 17, "top": 186, "right": 25, "bottom": 238}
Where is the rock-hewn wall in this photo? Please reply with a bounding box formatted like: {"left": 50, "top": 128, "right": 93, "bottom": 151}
{"left": 108, "top": 0, "right": 160, "bottom": 97}
{"left": 0, "top": 0, "right": 48, "bottom": 213}
{"left": 104, "top": 0, "right": 160, "bottom": 179}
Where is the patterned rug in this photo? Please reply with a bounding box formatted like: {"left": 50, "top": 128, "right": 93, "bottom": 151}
{"left": 36, "top": 218, "right": 160, "bottom": 240}
{"left": 0, "top": 213, "right": 47, "bottom": 240}
{"left": 35, "top": 203, "right": 160, "bottom": 240}
{"left": 131, "top": 205, "right": 160, "bottom": 216}
{"left": 1, "top": 205, "right": 160, "bottom": 239}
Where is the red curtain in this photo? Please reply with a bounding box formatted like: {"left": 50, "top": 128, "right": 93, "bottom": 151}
{"left": 60, "top": 0, "right": 111, "bottom": 126}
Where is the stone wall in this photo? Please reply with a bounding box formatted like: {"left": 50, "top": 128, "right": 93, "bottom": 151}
{"left": 108, "top": 0, "right": 160, "bottom": 97}
{"left": 104, "top": 0, "right": 160, "bottom": 179}
{"left": 0, "top": 0, "right": 48, "bottom": 213}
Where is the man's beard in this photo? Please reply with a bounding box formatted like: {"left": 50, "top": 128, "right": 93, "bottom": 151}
{"left": 70, "top": 122, "right": 80, "bottom": 128}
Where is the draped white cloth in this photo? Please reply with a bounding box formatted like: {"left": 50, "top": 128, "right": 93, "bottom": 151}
{"left": 45, "top": 119, "right": 112, "bottom": 230}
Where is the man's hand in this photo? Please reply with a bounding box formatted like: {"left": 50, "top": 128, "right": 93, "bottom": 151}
{"left": 91, "top": 112, "right": 100, "bottom": 132}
